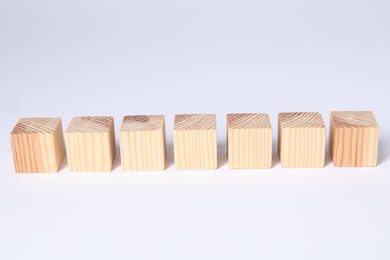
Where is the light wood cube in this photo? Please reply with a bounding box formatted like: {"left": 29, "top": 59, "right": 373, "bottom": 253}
{"left": 66, "top": 116, "right": 116, "bottom": 172}
{"left": 174, "top": 114, "right": 217, "bottom": 170}
{"left": 120, "top": 115, "right": 166, "bottom": 171}
{"left": 10, "top": 117, "right": 65, "bottom": 173}
{"left": 278, "top": 112, "right": 325, "bottom": 168}
{"left": 330, "top": 111, "right": 378, "bottom": 167}
{"left": 227, "top": 113, "right": 272, "bottom": 169}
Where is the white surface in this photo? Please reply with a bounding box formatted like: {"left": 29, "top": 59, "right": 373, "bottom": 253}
{"left": 1, "top": 0, "right": 389, "bottom": 259}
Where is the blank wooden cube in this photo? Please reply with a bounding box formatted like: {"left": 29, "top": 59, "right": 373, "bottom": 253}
{"left": 227, "top": 113, "right": 272, "bottom": 169}
{"left": 10, "top": 117, "right": 65, "bottom": 173}
{"left": 66, "top": 116, "right": 116, "bottom": 172}
{"left": 120, "top": 115, "right": 166, "bottom": 171}
{"left": 278, "top": 112, "right": 325, "bottom": 168}
{"left": 330, "top": 111, "right": 378, "bottom": 167}
{"left": 174, "top": 114, "right": 217, "bottom": 170}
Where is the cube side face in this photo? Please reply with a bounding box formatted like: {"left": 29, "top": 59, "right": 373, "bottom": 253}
{"left": 329, "top": 116, "right": 335, "bottom": 160}
{"left": 174, "top": 129, "right": 217, "bottom": 170}
{"left": 228, "top": 128, "right": 272, "bottom": 169}
{"left": 10, "top": 131, "right": 62, "bottom": 173}
{"left": 108, "top": 122, "right": 116, "bottom": 165}
{"left": 279, "top": 127, "right": 325, "bottom": 168}
{"left": 363, "top": 127, "right": 378, "bottom": 166}
{"left": 120, "top": 129, "right": 166, "bottom": 171}
{"left": 278, "top": 127, "right": 290, "bottom": 167}
{"left": 278, "top": 115, "right": 282, "bottom": 159}
{"left": 308, "top": 127, "right": 325, "bottom": 168}
{"left": 11, "top": 133, "right": 58, "bottom": 173}
{"left": 65, "top": 132, "right": 77, "bottom": 171}
{"left": 10, "top": 134, "right": 21, "bottom": 172}
{"left": 331, "top": 126, "right": 378, "bottom": 167}
{"left": 52, "top": 120, "right": 66, "bottom": 171}
{"left": 11, "top": 133, "right": 26, "bottom": 173}
{"left": 227, "top": 129, "right": 236, "bottom": 168}
{"left": 119, "top": 131, "right": 130, "bottom": 170}
{"left": 66, "top": 131, "right": 114, "bottom": 172}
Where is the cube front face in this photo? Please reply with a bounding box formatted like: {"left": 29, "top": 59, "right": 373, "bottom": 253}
{"left": 174, "top": 114, "right": 217, "bottom": 170}
{"left": 227, "top": 113, "right": 272, "bottom": 169}
{"left": 120, "top": 115, "right": 166, "bottom": 171}
{"left": 278, "top": 112, "right": 325, "bottom": 168}
{"left": 10, "top": 118, "right": 65, "bottom": 173}
{"left": 330, "top": 111, "right": 378, "bottom": 167}
{"left": 66, "top": 116, "right": 116, "bottom": 172}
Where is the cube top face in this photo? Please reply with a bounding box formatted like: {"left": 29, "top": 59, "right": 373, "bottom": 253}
{"left": 120, "top": 115, "right": 164, "bottom": 132}
{"left": 227, "top": 113, "right": 271, "bottom": 129}
{"left": 66, "top": 116, "right": 114, "bottom": 133}
{"left": 174, "top": 114, "right": 216, "bottom": 131}
{"left": 331, "top": 111, "right": 378, "bottom": 129}
{"left": 11, "top": 117, "right": 61, "bottom": 134}
{"left": 279, "top": 112, "right": 325, "bottom": 128}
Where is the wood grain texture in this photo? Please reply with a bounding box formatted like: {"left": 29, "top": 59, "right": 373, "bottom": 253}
{"left": 120, "top": 115, "right": 166, "bottom": 171}
{"left": 278, "top": 112, "right": 325, "bottom": 168}
{"left": 10, "top": 117, "right": 65, "bottom": 173}
{"left": 330, "top": 111, "right": 378, "bottom": 167}
{"left": 227, "top": 113, "right": 272, "bottom": 169}
{"left": 174, "top": 114, "right": 217, "bottom": 170}
{"left": 66, "top": 116, "right": 116, "bottom": 172}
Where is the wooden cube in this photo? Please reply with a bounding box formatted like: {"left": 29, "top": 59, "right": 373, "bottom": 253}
{"left": 10, "top": 117, "right": 65, "bottom": 173}
{"left": 227, "top": 113, "right": 272, "bottom": 169}
{"left": 330, "top": 111, "right": 378, "bottom": 167}
{"left": 66, "top": 116, "right": 116, "bottom": 172}
{"left": 278, "top": 112, "right": 325, "bottom": 168}
{"left": 174, "top": 114, "right": 217, "bottom": 170}
{"left": 120, "top": 115, "right": 166, "bottom": 171}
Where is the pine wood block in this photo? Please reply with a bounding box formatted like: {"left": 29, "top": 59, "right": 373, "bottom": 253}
{"left": 66, "top": 116, "right": 116, "bottom": 172}
{"left": 174, "top": 114, "right": 217, "bottom": 170}
{"left": 227, "top": 113, "right": 272, "bottom": 169}
{"left": 10, "top": 117, "right": 65, "bottom": 173}
{"left": 120, "top": 115, "right": 166, "bottom": 171}
{"left": 278, "top": 112, "right": 325, "bottom": 168}
{"left": 330, "top": 111, "right": 378, "bottom": 167}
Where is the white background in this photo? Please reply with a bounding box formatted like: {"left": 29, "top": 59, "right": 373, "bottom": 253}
{"left": 1, "top": 0, "right": 389, "bottom": 259}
